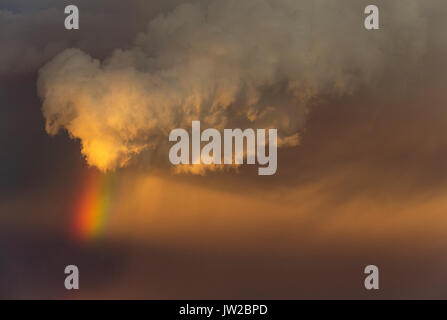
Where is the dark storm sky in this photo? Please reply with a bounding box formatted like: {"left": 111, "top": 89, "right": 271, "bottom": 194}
{"left": 1, "top": 0, "right": 447, "bottom": 299}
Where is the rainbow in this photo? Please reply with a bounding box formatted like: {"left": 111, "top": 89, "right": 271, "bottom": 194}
{"left": 71, "top": 170, "right": 115, "bottom": 242}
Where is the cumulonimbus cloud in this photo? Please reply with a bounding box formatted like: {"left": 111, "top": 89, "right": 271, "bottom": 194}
{"left": 37, "top": 0, "right": 426, "bottom": 172}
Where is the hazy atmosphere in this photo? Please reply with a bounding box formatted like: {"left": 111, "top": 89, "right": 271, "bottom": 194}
{"left": 1, "top": 0, "right": 447, "bottom": 299}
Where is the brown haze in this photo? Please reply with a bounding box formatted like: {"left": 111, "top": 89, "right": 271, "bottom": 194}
{"left": 0, "top": 0, "right": 447, "bottom": 299}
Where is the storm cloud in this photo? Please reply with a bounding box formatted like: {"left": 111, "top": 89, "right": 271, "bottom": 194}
{"left": 37, "top": 0, "right": 428, "bottom": 172}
